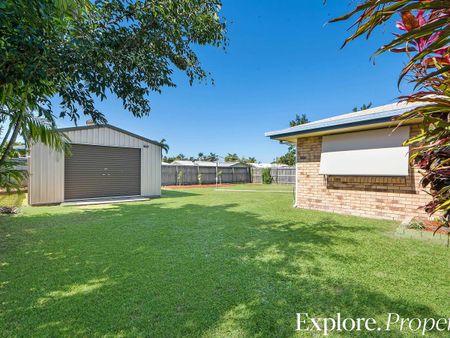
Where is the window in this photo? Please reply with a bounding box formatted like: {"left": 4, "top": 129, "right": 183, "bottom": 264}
{"left": 319, "top": 126, "right": 409, "bottom": 176}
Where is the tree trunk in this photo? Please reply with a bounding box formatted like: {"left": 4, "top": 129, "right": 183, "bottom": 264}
{"left": 0, "top": 115, "right": 16, "bottom": 154}
{"left": 0, "top": 113, "right": 23, "bottom": 166}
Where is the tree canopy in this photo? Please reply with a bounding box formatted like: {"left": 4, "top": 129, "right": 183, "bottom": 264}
{"left": 163, "top": 152, "right": 257, "bottom": 164}
{"left": 0, "top": 0, "right": 226, "bottom": 190}
{"left": 1, "top": 0, "right": 226, "bottom": 123}
{"left": 352, "top": 102, "right": 372, "bottom": 112}
{"left": 289, "top": 113, "right": 309, "bottom": 127}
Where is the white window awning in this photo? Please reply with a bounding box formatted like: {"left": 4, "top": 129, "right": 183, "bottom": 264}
{"left": 319, "top": 127, "right": 410, "bottom": 176}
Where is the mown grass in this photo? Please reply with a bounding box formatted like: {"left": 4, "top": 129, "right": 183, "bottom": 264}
{"left": 0, "top": 187, "right": 448, "bottom": 337}
{"left": 218, "top": 183, "right": 294, "bottom": 191}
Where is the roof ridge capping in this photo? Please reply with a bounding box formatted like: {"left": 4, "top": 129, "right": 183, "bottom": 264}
{"left": 265, "top": 101, "right": 428, "bottom": 139}
{"left": 59, "top": 124, "right": 163, "bottom": 147}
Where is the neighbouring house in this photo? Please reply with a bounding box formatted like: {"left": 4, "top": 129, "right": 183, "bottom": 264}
{"left": 265, "top": 101, "right": 430, "bottom": 221}
{"left": 218, "top": 162, "right": 249, "bottom": 168}
{"left": 196, "top": 161, "right": 249, "bottom": 168}
{"left": 250, "top": 163, "right": 291, "bottom": 168}
{"left": 28, "top": 123, "right": 162, "bottom": 205}
{"left": 194, "top": 161, "right": 219, "bottom": 167}
{"left": 168, "top": 160, "right": 249, "bottom": 168}
{"left": 170, "top": 160, "right": 196, "bottom": 166}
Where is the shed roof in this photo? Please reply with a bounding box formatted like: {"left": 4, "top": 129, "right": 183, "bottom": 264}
{"left": 59, "top": 124, "right": 163, "bottom": 148}
{"left": 265, "top": 101, "right": 425, "bottom": 140}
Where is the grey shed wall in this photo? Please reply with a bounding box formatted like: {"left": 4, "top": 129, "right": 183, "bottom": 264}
{"left": 29, "top": 126, "right": 161, "bottom": 205}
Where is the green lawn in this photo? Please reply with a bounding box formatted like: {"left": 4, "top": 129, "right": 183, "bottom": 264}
{"left": 218, "top": 183, "right": 294, "bottom": 191}
{"left": 0, "top": 186, "right": 448, "bottom": 337}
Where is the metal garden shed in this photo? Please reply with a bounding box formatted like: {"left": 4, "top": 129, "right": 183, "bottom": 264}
{"left": 28, "top": 124, "right": 162, "bottom": 205}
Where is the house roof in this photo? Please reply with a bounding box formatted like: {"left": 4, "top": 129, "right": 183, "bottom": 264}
{"left": 265, "top": 101, "right": 425, "bottom": 140}
{"left": 59, "top": 124, "right": 163, "bottom": 148}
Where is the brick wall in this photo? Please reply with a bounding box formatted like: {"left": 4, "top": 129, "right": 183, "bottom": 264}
{"left": 295, "top": 125, "right": 430, "bottom": 221}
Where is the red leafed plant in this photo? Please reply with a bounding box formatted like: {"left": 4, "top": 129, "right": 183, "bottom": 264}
{"left": 331, "top": 1, "right": 449, "bottom": 229}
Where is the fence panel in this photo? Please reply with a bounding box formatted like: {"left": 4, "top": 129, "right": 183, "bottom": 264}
{"left": 233, "top": 167, "right": 251, "bottom": 183}
{"left": 251, "top": 167, "right": 295, "bottom": 184}
{"left": 251, "top": 167, "right": 262, "bottom": 183}
{"left": 161, "top": 165, "right": 177, "bottom": 185}
{"left": 161, "top": 165, "right": 294, "bottom": 186}
{"left": 198, "top": 167, "right": 217, "bottom": 184}
{"left": 277, "top": 167, "right": 296, "bottom": 184}
{"left": 219, "top": 168, "right": 233, "bottom": 183}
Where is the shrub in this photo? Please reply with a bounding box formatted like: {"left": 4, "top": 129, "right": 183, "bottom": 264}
{"left": 177, "top": 170, "right": 184, "bottom": 186}
{"left": 262, "top": 168, "right": 273, "bottom": 184}
{"left": 331, "top": 1, "right": 450, "bottom": 228}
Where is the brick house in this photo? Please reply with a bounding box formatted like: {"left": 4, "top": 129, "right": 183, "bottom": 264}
{"left": 266, "top": 102, "right": 429, "bottom": 221}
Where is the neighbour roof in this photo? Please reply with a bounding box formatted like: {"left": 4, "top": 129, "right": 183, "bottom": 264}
{"left": 59, "top": 124, "right": 163, "bottom": 148}
{"left": 265, "top": 101, "right": 425, "bottom": 140}
{"left": 195, "top": 161, "right": 219, "bottom": 167}
{"left": 170, "top": 160, "right": 195, "bottom": 166}
{"left": 166, "top": 161, "right": 248, "bottom": 167}
{"left": 250, "top": 163, "right": 290, "bottom": 168}
{"left": 219, "top": 162, "right": 248, "bottom": 167}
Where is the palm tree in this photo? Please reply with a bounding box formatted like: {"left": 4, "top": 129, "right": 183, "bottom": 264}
{"left": 352, "top": 102, "right": 372, "bottom": 112}
{"left": 289, "top": 114, "right": 309, "bottom": 127}
{"left": 0, "top": 109, "right": 69, "bottom": 191}
{"left": 159, "top": 138, "right": 169, "bottom": 154}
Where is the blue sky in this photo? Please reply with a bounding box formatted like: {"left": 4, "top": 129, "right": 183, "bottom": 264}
{"left": 58, "top": 0, "right": 410, "bottom": 163}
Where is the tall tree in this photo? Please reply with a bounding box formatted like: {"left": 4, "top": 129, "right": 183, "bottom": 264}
{"left": 225, "top": 153, "right": 240, "bottom": 162}
{"left": 241, "top": 156, "right": 257, "bottom": 164}
{"left": 289, "top": 113, "right": 309, "bottom": 127}
{"left": 160, "top": 139, "right": 169, "bottom": 154}
{"left": 331, "top": 1, "right": 449, "bottom": 226}
{"left": 352, "top": 102, "right": 372, "bottom": 112}
{"left": 0, "top": 0, "right": 226, "bottom": 189}
{"left": 202, "top": 152, "right": 219, "bottom": 162}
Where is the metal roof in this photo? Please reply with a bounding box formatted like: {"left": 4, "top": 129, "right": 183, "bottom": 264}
{"left": 218, "top": 161, "right": 248, "bottom": 167}
{"left": 167, "top": 161, "right": 249, "bottom": 167}
{"left": 195, "top": 161, "right": 219, "bottom": 167}
{"left": 59, "top": 124, "right": 163, "bottom": 148}
{"left": 170, "top": 160, "right": 195, "bottom": 166}
{"left": 265, "top": 101, "right": 425, "bottom": 139}
{"left": 250, "top": 163, "right": 291, "bottom": 168}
